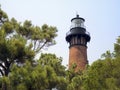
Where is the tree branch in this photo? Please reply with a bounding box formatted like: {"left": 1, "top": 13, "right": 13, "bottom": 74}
{"left": 0, "top": 63, "right": 6, "bottom": 71}
{"left": 33, "top": 40, "right": 37, "bottom": 51}
{"left": 35, "top": 41, "right": 48, "bottom": 53}
{"left": 0, "top": 69, "right": 4, "bottom": 76}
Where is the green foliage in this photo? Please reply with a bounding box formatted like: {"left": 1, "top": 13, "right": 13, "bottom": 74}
{"left": 39, "top": 53, "right": 66, "bottom": 76}
{"left": 0, "top": 8, "right": 8, "bottom": 19}
{"left": 82, "top": 36, "right": 120, "bottom": 90}
{"left": 5, "top": 54, "right": 67, "bottom": 90}
{"left": 0, "top": 8, "right": 57, "bottom": 77}
{"left": 114, "top": 36, "right": 120, "bottom": 58}
{"left": 2, "top": 21, "right": 14, "bottom": 34}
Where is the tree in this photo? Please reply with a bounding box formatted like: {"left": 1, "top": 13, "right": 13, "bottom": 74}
{"left": 114, "top": 36, "right": 120, "bottom": 58}
{"left": 82, "top": 36, "right": 120, "bottom": 90}
{"left": 35, "top": 53, "right": 67, "bottom": 90}
{"left": 5, "top": 53, "right": 67, "bottom": 90}
{"left": 0, "top": 8, "right": 57, "bottom": 77}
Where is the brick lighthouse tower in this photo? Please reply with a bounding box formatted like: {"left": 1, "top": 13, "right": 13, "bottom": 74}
{"left": 66, "top": 15, "right": 91, "bottom": 71}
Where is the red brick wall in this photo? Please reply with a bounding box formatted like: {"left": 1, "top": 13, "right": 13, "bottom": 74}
{"left": 69, "top": 45, "right": 88, "bottom": 71}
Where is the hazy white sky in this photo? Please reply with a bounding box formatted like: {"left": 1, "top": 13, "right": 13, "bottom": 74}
{"left": 1, "top": 0, "right": 120, "bottom": 66}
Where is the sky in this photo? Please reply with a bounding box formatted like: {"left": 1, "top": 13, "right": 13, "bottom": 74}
{"left": 0, "top": 0, "right": 120, "bottom": 66}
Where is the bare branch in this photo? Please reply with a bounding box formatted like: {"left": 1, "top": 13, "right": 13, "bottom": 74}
{"left": 0, "top": 63, "right": 6, "bottom": 70}
{"left": 33, "top": 40, "right": 37, "bottom": 51}
{"left": 36, "top": 40, "right": 41, "bottom": 50}
{"left": 0, "top": 68, "right": 4, "bottom": 76}
{"left": 35, "top": 41, "right": 48, "bottom": 53}
{"left": 39, "top": 41, "right": 47, "bottom": 50}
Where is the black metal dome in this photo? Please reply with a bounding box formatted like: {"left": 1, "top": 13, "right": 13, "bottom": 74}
{"left": 66, "top": 15, "right": 91, "bottom": 43}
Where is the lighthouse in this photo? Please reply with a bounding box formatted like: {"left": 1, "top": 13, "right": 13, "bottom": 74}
{"left": 66, "top": 15, "right": 91, "bottom": 71}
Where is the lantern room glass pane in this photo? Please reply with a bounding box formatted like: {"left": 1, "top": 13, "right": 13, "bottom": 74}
{"left": 71, "top": 19, "right": 85, "bottom": 28}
